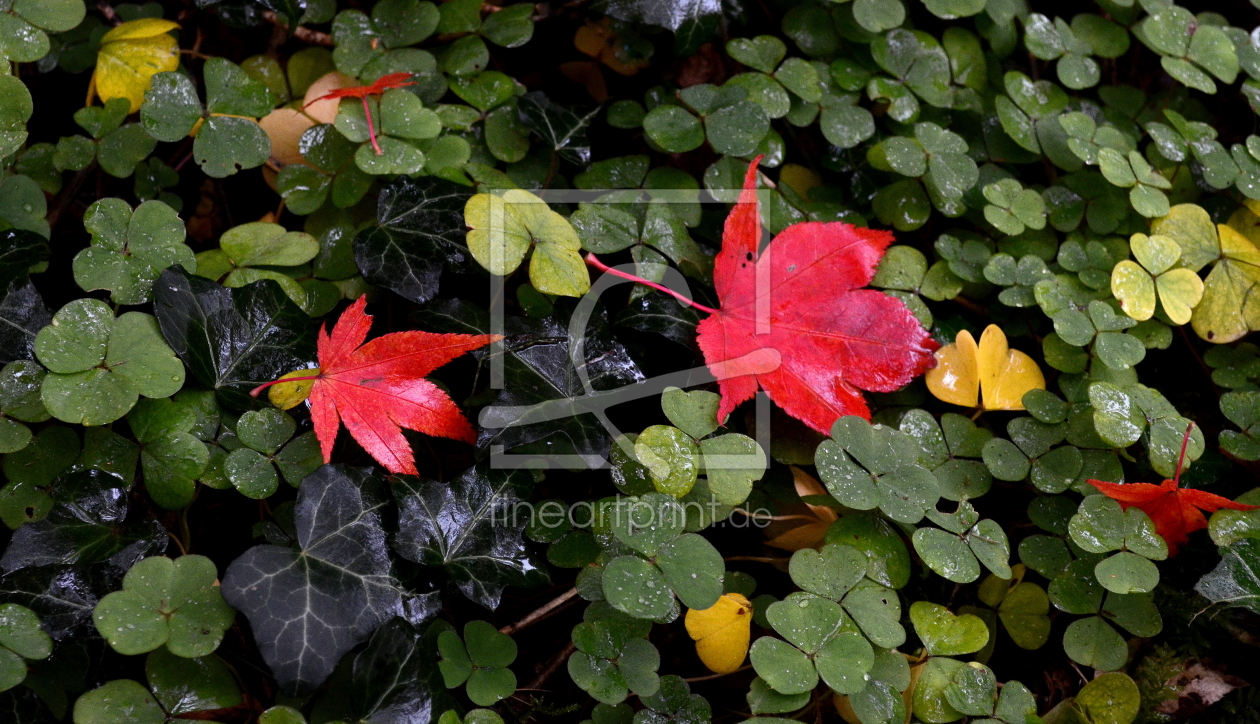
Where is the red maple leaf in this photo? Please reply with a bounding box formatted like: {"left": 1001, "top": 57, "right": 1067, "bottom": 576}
{"left": 587, "top": 158, "right": 938, "bottom": 434}
{"left": 1088, "top": 423, "right": 1258, "bottom": 554}
{"left": 253, "top": 296, "right": 498, "bottom": 475}
{"left": 303, "top": 72, "right": 416, "bottom": 156}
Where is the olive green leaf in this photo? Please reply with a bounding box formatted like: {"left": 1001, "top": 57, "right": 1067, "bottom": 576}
{"left": 909, "top": 601, "right": 989, "bottom": 656}
{"left": 92, "top": 554, "right": 235, "bottom": 657}
{"left": 0, "top": 603, "right": 51, "bottom": 692}
{"left": 634, "top": 425, "right": 700, "bottom": 498}
{"left": 194, "top": 221, "right": 319, "bottom": 311}
{"left": 464, "top": 189, "right": 589, "bottom": 297}
{"left": 72, "top": 198, "right": 195, "bottom": 306}
{"left": 36, "top": 300, "right": 185, "bottom": 425}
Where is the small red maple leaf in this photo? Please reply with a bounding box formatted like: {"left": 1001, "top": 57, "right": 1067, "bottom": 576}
{"left": 303, "top": 72, "right": 416, "bottom": 156}
{"left": 587, "top": 158, "right": 938, "bottom": 434}
{"left": 253, "top": 296, "right": 498, "bottom": 475}
{"left": 1088, "top": 423, "right": 1258, "bottom": 555}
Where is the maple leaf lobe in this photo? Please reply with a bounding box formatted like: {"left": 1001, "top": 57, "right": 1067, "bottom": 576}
{"left": 697, "top": 159, "right": 938, "bottom": 435}
{"left": 309, "top": 296, "right": 498, "bottom": 475}
{"left": 1087, "top": 477, "right": 1258, "bottom": 554}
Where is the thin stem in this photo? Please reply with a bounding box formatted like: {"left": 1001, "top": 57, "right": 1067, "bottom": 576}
{"left": 250, "top": 374, "right": 321, "bottom": 397}
{"left": 584, "top": 253, "right": 719, "bottom": 315}
{"left": 684, "top": 665, "right": 752, "bottom": 682}
{"left": 1174, "top": 421, "right": 1196, "bottom": 486}
{"left": 524, "top": 642, "right": 575, "bottom": 691}
{"left": 363, "top": 96, "right": 383, "bottom": 155}
{"left": 500, "top": 587, "right": 578, "bottom": 635}
{"left": 733, "top": 510, "right": 819, "bottom": 523}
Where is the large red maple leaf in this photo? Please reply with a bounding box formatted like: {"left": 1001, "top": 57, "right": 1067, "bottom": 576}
{"left": 1088, "top": 424, "right": 1258, "bottom": 554}
{"left": 254, "top": 296, "right": 498, "bottom": 474}
{"left": 588, "top": 158, "right": 937, "bottom": 434}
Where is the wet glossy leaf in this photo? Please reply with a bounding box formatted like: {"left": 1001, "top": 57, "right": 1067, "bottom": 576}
{"left": 909, "top": 601, "right": 989, "bottom": 656}
{"left": 392, "top": 466, "right": 537, "bottom": 609}
{"left": 153, "top": 267, "right": 316, "bottom": 410}
{"left": 92, "top": 554, "right": 233, "bottom": 657}
{"left": 222, "top": 465, "right": 409, "bottom": 694}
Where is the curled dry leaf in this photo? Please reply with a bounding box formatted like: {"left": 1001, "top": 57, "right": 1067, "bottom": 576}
{"left": 764, "top": 467, "right": 838, "bottom": 551}
{"left": 259, "top": 108, "right": 316, "bottom": 166}
{"left": 302, "top": 71, "right": 360, "bottom": 124}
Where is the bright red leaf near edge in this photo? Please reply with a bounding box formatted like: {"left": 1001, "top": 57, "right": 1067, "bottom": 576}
{"left": 267, "top": 296, "right": 498, "bottom": 475}
{"left": 1088, "top": 424, "right": 1258, "bottom": 555}
{"left": 695, "top": 158, "right": 938, "bottom": 433}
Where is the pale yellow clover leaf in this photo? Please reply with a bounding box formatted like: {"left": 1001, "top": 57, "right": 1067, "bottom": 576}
{"left": 1110, "top": 233, "right": 1204, "bottom": 325}
{"left": 94, "top": 18, "right": 181, "bottom": 114}
{"left": 464, "top": 189, "right": 590, "bottom": 297}
{"left": 926, "top": 325, "right": 1045, "bottom": 411}
{"left": 1154, "top": 202, "right": 1260, "bottom": 343}
{"left": 684, "top": 592, "right": 753, "bottom": 675}
{"left": 266, "top": 368, "right": 320, "bottom": 410}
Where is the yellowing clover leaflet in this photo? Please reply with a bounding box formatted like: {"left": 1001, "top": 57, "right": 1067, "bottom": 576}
{"left": 1110, "top": 232, "right": 1203, "bottom": 325}
{"left": 464, "top": 189, "right": 590, "bottom": 297}
{"left": 94, "top": 18, "right": 181, "bottom": 114}
{"left": 1155, "top": 202, "right": 1260, "bottom": 343}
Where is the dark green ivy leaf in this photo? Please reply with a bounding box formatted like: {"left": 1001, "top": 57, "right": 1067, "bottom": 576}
{"left": 518, "top": 91, "right": 598, "bottom": 166}
{"left": 352, "top": 176, "right": 474, "bottom": 305}
{"left": 417, "top": 299, "right": 643, "bottom": 462}
{"left": 0, "top": 470, "right": 166, "bottom": 575}
{"left": 393, "top": 465, "right": 542, "bottom": 609}
{"left": 0, "top": 279, "right": 51, "bottom": 366}
{"left": 152, "top": 267, "right": 316, "bottom": 410}
{"left": 222, "top": 465, "right": 417, "bottom": 695}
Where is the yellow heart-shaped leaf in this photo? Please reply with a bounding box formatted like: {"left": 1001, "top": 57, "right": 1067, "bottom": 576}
{"left": 1155, "top": 267, "right": 1204, "bottom": 326}
{"left": 94, "top": 18, "right": 181, "bottom": 114}
{"left": 927, "top": 325, "right": 1044, "bottom": 411}
{"left": 977, "top": 325, "right": 1044, "bottom": 411}
{"left": 685, "top": 592, "right": 753, "bottom": 674}
{"left": 1111, "top": 259, "right": 1157, "bottom": 321}
{"left": 924, "top": 329, "right": 979, "bottom": 408}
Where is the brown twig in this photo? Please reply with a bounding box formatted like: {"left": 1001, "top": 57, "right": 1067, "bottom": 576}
{"left": 524, "top": 642, "right": 575, "bottom": 690}
{"left": 96, "top": 0, "right": 120, "bottom": 25}
{"left": 262, "top": 11, "right": 333, "bottom": 46}
{"left": 46, "top": 161, "right": 97, "bottom": 231}
{"left": 499, "top": 587, "right": 579, "bottom": 635}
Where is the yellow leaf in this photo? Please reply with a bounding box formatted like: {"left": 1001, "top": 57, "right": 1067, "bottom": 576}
{"left": 926, "top": 325, "right": 1044, "bottom": 411}
{"left": 1191, "top": 223, "right": 1260, "bottom": 343}
{"left": 685, "top": 593, "right": 752, "bottom": 675}
{"left": 268, "top": 368, "right": 320, "bottom": 410}
{"left": 977, "top": 325, "right": 1044, "bottom": 411}
{"left": 924, "top": 328, "right": 979, "bottom": 408}
{"left": 95, "top": 18, "right": 181, "bottom": 114}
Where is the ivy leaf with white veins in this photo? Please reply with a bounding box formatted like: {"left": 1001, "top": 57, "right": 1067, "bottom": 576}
{"left": 353, "top": 175, "right": 475, "bottom": 305}
{"left": 221, "top": 465, "right": 409, "bottom": 695}
{"left": 152, "top": 267, "right": 316, "bottom": 410}
{"left": 393, "top": 465, "right": 542, "bottom": 610}
{"left": 0, "top": 469, "right": 167, "bottom": 576}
